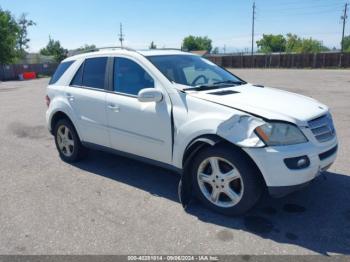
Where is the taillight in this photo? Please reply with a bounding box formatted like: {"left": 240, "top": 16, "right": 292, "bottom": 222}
{"left": 45, "top": 95, "right": 51, "bottom": 107}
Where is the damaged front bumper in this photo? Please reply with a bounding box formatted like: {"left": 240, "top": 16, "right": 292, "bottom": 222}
{"left": 268, "top": 180, "right": 312, "bottom": 198}
{"left": 243, "top": 138, "right": 338, "bottom": 197}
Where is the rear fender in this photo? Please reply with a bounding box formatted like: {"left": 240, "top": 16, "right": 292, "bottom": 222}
{"left": 47, "top": 97, "right": 83, "bottom": 139}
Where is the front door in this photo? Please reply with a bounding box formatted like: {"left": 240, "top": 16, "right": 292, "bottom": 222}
{"left": 106, "top": 57, "right": 173, "bottom": 164}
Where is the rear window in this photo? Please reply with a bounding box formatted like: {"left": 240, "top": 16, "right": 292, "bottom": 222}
{"left": 49, "top": 61, "right": 74, "bottom": 85}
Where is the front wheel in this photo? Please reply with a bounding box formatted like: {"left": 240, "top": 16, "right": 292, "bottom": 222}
{"left": 191, "top": 145, "right": 264, "bottom": 216}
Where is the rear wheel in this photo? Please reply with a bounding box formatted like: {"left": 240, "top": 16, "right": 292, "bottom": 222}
{"left": 191, "top": 145, "right": 263, "bottom": 215}
{"left": 54, "top": 119, "right": 86, "bottom": 163}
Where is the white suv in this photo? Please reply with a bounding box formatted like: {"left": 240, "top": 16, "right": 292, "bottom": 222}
{"left": 46, "top": 48, "right": 338, "bottom": 215}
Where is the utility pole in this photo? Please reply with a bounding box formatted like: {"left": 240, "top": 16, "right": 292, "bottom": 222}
{"left": 251, "top": 1, "right": 256, "bottom": 67}
{"left": 118, "top": 23, "right": 125, "bottom": 47}
{"left": 341, "top": 2, "right": 348, "bottom": 53}
{"left": 223, "top": 45, "right": 226, "bottom": 54}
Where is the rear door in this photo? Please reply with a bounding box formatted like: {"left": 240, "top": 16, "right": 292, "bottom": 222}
{"left": 105, "top": 56, "right": 173, "bottom": 164}
{"left": 66, "top": 57, "right": 109, "bottom": 147}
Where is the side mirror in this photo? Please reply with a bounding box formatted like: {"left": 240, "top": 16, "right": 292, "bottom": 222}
{"left": 138, "top": 88, "right": 163, "bottom": 103}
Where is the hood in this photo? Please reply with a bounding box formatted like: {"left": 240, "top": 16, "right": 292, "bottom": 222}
{"left": 186, "top": 83, "right": 328, "bottom": 126}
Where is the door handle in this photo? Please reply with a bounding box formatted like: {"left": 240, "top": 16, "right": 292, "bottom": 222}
{"left": 65, "top": 93, "right": 74, "bottom": 101}
{"left": 108, "top": 104, "right": 120, "bottom": 112}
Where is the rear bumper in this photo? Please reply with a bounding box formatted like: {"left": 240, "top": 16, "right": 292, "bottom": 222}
{"left": 46, "top": 109, "right": 53, "bottom": 133}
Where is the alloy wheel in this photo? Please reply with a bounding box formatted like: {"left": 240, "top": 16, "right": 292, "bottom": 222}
{"left": 56, "top": 125, "right": 75, "bottom": 157}
{"left": 197, "top": 157, "right": 244, "bottom": 208}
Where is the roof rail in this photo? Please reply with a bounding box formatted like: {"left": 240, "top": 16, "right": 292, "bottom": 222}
{"left": 70, "top": 46, "right": 137, "bottom": 56}
{"left": 153, "top": 48, "right": 185, "bottom": 51}
{"left": 95, "top": 46, "right": 136, "bottom": 52}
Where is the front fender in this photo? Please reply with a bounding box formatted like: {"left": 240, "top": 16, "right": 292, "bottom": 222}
{"left": 173, "top": 114, "right": 225, "bottom": 168}
{"left": 173, "top": 113, "right": 266, "bottom": 169}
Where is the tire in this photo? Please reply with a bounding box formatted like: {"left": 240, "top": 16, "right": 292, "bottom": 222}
{"left": 53, "top": 118, "right": 86, "bottom": 163}
{"left": 191, "top": 144, "right": 264, "bottom": 216}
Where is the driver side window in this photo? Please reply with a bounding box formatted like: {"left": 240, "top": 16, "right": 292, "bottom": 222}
{"left": 113, "top": 57, "right": 154, "bottom": 96}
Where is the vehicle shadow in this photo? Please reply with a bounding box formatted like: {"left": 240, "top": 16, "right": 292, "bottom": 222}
{"left": 74, "top": 150, "right": 350, "bottom": 255}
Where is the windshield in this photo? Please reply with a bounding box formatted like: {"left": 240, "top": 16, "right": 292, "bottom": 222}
{"left": 146, "top": 55, "right": 245, "bottom": 88}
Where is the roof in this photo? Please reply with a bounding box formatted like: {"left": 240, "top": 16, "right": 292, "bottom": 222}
{"left": 138, "top": 49, "right": 192, "bottom": 56}
{"left": 64, "top": 48, "right": 195, "bottom": 62}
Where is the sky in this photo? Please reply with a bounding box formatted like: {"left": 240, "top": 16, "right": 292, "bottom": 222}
{"left": 0, "top": 0, "right": 348, "bottom": 52}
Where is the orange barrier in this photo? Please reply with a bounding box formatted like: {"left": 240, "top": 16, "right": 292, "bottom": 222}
{"left": 22, "top": 72, "right": 36, "bottom": 80}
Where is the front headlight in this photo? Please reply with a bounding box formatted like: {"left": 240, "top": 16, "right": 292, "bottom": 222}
{"left": 255, "top": 122, "right": 308, "bottom": 146}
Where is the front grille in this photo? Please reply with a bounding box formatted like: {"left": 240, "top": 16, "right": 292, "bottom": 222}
{"left": 308, "top": 114, "right": 336, "bottom": 143}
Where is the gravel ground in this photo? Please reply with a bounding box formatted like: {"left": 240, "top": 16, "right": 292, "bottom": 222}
{"left": 0, "top": 69, "right": 349, "bottom": 255}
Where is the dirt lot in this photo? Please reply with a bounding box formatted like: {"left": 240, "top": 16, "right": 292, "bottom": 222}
{"left": 0, "top": 69, "right": 349, "bottom": 255}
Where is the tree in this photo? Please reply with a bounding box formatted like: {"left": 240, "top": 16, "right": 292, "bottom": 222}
{"left": 182, "top": 35, "right": 212, "bottom": 52}
{"left": 256, "top": 34, "right": 286, "bottom": 53}
{"left": 298, "top": 38, "right": 329, "bottom": 53}
{"left": 0, "top": 7, "right": 20, "bottom": 64}
{"left": 75, "top": 44, "right": 96, "bottom": 52}
{"left": 16, "top": 13, "right": 36, "bottom": 59}
{"left": 342, "top": 36, "right": 350, "bottom": 52}
{"left": 40, "top": 36, "right": 68, "bottom": 62}
{"left": 149, "top": 41, "right": 157, "bottom": 49}
{"left": 286, "top": 34, "right": 329, "bottom": 53}
{"left": 258, "top": 33, "right": 329, "bottom": 53}
{"left": 211, "top": 47, "right": 219, "bottom": 54}
{"left": 285, "top": 33, "right": 302, "bottom": 53}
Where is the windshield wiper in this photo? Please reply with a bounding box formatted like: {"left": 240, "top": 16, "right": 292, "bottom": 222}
{"left": 213, "top": 80, "right": 245, "bottom": 85}
{"left": 183, "top": 80, "right": 246, "bottom": 91}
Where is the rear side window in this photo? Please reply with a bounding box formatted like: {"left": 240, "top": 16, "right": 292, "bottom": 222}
{"left": 82, "top": 57, "right": 107, "bottom": 89}
{"left": 49, "top": 61, "right": 74, "bottom": 85}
